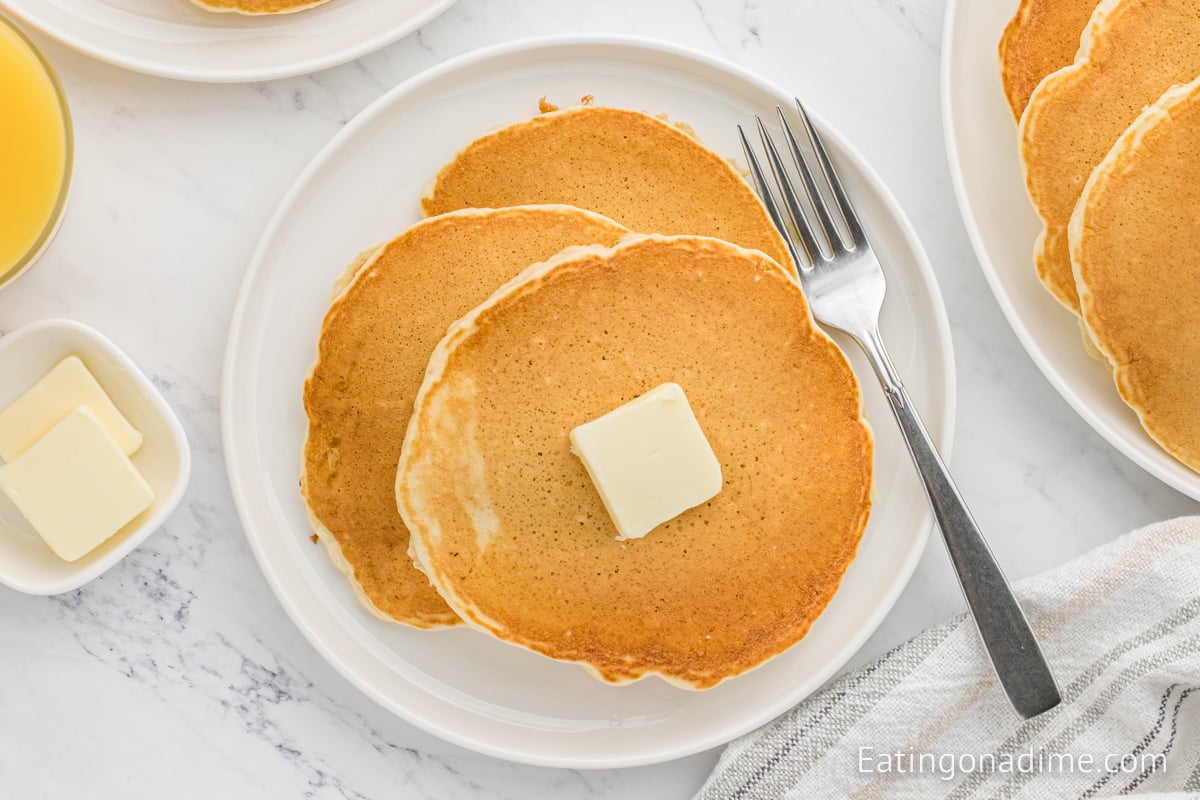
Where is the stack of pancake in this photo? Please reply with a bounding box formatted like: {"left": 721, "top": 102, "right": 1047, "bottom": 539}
{"left": 1001, "top": 0, "right": 1200, "bottom": 474}
{"left": 302, "top": 104, "right": 874, "bottom": 688}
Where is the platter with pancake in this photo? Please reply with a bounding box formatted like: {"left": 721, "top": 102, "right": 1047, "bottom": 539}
{"left": 942, "top": 0, "right": 1200, "bottom": 501}
{"left": 0, "top": 0, "right": 456, "bottom": 82}
{"left": 222, "top": 36, "right": 955, "bottom": 766}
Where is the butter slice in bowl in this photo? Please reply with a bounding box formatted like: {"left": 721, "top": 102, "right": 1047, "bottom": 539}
{"left": 570, "top": 382, "right": 722, "bottom": 540}
{"left": 0, "top": 354, "right": 142, "bottom": 460}
{"left": 0, "top": 408, "right": 153, "bottom": 561}
{"left": 0, "top": 320, "right": 190, "bottom": 594}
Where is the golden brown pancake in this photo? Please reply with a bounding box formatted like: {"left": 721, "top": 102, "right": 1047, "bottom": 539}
{"left": 421, "top": 106, "right": 795, "bottom": 273}
{"left": 302, "top": 206, "right": 630, "bottom": 628}
{"left": 189, "top": 0, "right": 330, "bottom": 13}
{"left": 397, "top": 235, "right": 873, "bottom": 687}
{"left": 998, "top": 0, "right": 1100, "bottom": 120}
{"left": 1019, "top": 0, "right": 1200, "bottom": 313}
{"left": 1069, "top": 77, "right": 1200, "bottom": 473}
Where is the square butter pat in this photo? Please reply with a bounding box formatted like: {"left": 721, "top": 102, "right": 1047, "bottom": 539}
{"left": 570, "top": 382, "right": 722, "bottom": 540}
{"left": 0, "top": 355, "right": 142, "bottom": 461}
{"left": 0, "top": 407, "right": 154, "bottom": 562}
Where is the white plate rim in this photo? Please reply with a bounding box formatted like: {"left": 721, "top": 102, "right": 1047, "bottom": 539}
{"left": 222, "top": 33, "right": 957, "bottom": 767}
{"left": 0, "top": 0, "right": 459, "bottom": 83}
{"left": 940, "top": 0, "right": 1200, "bottom": 502}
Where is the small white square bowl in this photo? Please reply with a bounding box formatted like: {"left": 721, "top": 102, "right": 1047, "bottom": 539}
{"left": 0, "top": 319, "right": 190, "bottom": 594}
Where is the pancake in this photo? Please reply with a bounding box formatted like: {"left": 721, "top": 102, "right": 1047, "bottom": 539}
{"left": 1019, "top": 0, "right": 1200, "bottom": 312}
{"left": 189, "top": 0, "right": 330, "bottom": 13}
{"left": 302, "top": 206, "right": 630, "bottom": 628}
{"left": 1079, "top": 317, "right": 1106, "bottom": 363}
{"left": 1068, "top": 77, "right": 1200, "bottom": 473}
{"left": 998, "top": 0, "right": 1100, "bottom": 120}
{"left": 397, "top": 235, "right": 873, "bottom": 688}
{"left": 421, "top": 105, "right": 795, "bottom": 273}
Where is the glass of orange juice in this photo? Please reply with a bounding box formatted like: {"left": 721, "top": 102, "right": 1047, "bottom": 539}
{"left": 0, "top": 14, "right": 72, "bottom": 290}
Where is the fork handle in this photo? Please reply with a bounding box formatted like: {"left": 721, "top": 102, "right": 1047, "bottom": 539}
{"left": 858, "top": 327, "right": 1061, "bottom": 719}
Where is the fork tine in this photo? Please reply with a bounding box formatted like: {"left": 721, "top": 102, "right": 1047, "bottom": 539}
{"left": 737, "top": 124, "right": 811, "bottom": 269}
{"left": 793, "top": 99, "right": 866, "bottom": 249}
{"left": 753, "top": 116, "right": 826, "bottom": 265}
{"left": 776, "top": 106, "right": 844, "bottom": 253}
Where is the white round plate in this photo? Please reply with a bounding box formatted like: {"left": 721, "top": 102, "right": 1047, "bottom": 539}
{"left": 223, "top": 36, "right": 955, "bottom": 768}
{"left": 0, "top": 0, "right": 456, "bottom": 83}
{"left": 942, "top": 2, "right": 1200, "bottom": 501}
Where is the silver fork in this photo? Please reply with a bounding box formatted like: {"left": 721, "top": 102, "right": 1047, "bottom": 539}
{"left": 740, "top": 102, "right": 1060, "bottom": 720}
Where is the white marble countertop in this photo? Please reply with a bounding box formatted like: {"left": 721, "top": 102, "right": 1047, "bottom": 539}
{"left": 1, "top": 0, "right": 1195, "bottom": 797}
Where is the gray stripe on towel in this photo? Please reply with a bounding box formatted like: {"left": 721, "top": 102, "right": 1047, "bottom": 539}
{"left": 700, "top": 619, "right": 960, "bottom": 800}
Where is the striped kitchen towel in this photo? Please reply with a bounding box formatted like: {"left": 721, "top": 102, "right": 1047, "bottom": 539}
{"left": 696, "top": 516, "right": 1200, "bottom": 799}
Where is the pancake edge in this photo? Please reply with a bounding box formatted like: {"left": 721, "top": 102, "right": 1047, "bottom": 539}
{"left": 998, "top": 0, "right": 1034, "bottom": 120}
{"left": 998, "top": 0, "right": 1059, "bottom": 122}
{"left": 396, "top": 232, "right": 873, "bottom": 689}
{"left": 1016, "top": 0, "right": 1123, "bottom": 315}
{"left": 188, "top": 0, "right": 332, "bottom": 14}
{"left": 1067, "top": 75, "right": 1200, "bottom": 473}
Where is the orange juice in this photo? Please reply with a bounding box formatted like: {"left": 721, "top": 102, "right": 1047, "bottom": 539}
{"left": 0, "top": 17, "right": 70, "bottom": 282}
